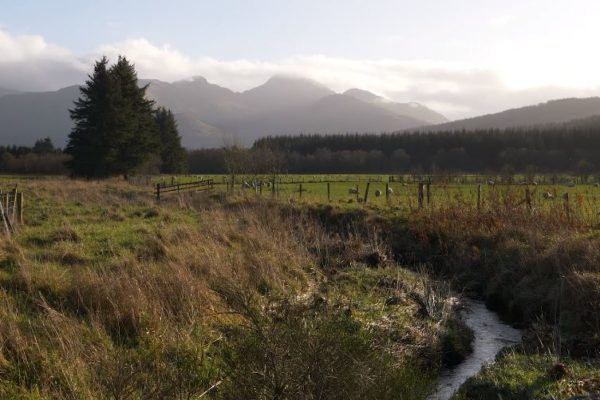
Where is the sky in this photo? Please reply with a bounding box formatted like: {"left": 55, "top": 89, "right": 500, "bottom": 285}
{"left": 2, "top": 0, "right": 600, "bottom": 119}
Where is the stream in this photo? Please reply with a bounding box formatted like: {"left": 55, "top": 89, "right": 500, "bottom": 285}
{"left": 427, "top": 300, "right": 523, "bottom": 400}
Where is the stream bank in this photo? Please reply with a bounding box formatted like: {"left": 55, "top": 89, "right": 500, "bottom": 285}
{"left": 427, "top": 300, "right": 522, "bottom": 400}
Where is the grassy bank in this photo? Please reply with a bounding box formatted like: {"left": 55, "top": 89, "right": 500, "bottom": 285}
{"left": 0, "top": 178, "right": 467, "bottom": 399}
{"left": 297, "top": 197, "right": 600, "bottom": 357}
{"left": 2, "top": 176, "right": 599, "bottom": 399}
{"left": 453, "top": 350, "right": 600, "bottom": 399}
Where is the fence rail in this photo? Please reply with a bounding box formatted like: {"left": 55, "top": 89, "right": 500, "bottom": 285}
{"left": 0, "top": 187, "right": 24, "bottom": 236}
{"left": 155, "top": 179, "right": 214, "bottom": 200}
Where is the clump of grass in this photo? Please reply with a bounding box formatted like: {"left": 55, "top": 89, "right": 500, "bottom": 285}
{"left": 214, "top": 280, "right": 435, "bottom": 400}
{"left": 453, "top": 350, "right": 600, "bottom": 400}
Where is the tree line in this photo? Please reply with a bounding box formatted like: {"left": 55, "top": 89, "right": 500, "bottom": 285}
{"left": 188, "top": 119, "right": 600, "bottom": 176}
{"left": 0, "top": 137, "right": 69, "bottom": 175}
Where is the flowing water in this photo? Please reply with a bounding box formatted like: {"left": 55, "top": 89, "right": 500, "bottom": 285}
{"left": 427, "top": 300, "right": 523, "bottom": 400}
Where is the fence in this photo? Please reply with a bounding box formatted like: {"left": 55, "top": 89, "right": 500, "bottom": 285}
{"left": 0, "top": 187, "right": 24, "bottom": 236}
{"left": 155, "top": 179, "right": 214, "bottom": 201}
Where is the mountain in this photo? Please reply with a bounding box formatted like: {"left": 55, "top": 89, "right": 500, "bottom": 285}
{"left": 420, "top": 97, "right": 600, "bottom": 132}
{"left": 148, "top": 76, "right": 439, "bottom": 147}
{"left": 240, "top": 75, "right": 335, "bottom": 113}
{"left": 344, "top": 88, "right": 448, "bottom": 124}
{"left": 237, "top": 94, "right": 426, "bottom": 140}
{"left": 0, "top": 86, "right": 78, "bottom": 147}
{"left": 0, "top": 76, "right": 447, "bottom": 148}
{"left": 0, "top": 87, "right": 20, "bottom": 98}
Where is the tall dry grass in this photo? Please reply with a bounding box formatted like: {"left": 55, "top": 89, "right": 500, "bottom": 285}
{"left": 0, "top": 178, "right": 450, "bottom": 399}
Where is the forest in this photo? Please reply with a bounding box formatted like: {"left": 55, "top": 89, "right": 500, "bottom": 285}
{"left": 3, "top": 117, "right": 600, "bottom": 176}
{"left": 185, "top": 117, "right": 600, "bottom": 175}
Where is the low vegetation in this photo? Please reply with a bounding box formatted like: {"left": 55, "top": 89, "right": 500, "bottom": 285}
{"left": 0, "top": 178, "right": 469, "bottom": 399}
{"left": 453, "top": 350, "right": 600, "bottom": 399}
{"left": 1, "top": 174, "right": 599, "bottom": 399}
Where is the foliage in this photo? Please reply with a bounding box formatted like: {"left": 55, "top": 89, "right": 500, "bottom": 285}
{"left": 155, "top": 107, "right": 187, "bottom": 174}
{"left": 66, "top": 57, "right": 184, "bottom": 178}
{"left": 453, "top": 351, "right": 600, "bottom": 400}
{"left": 188, "top": 121, "right": 600, "bottom": 174}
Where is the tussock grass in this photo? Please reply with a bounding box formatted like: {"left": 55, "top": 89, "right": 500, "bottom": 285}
{"left": 0, "top": 178, "right": 459, "bottom": 399}
{"left": 453, "top": 350, "right": 600, "bottom": 400}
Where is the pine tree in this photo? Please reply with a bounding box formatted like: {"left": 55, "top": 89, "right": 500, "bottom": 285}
{"left": 155, "top": 107, "right": 187, "bottom": 173}
{"left": 109, "top": 56, "right": 160, "bottom": 176}
{"left": 66, "top": 56, "right": 115, "bottom": 177}
{"left": 66, "top": 56, "right": 161, "bottom": 178}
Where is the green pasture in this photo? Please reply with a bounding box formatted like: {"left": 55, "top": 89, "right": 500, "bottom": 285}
{"left": 150, "top": 174, "right": 600, "bottom": 223}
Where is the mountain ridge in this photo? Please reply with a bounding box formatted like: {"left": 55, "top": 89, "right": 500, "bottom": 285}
{"left": 0, "top": 75, "right": 446, "bottom": 148}
{"left": 419, "top": 97, "right": 600, "bottom": 132}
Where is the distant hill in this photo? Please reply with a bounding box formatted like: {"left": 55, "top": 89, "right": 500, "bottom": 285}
{"left": 0, "top": 87, "right": 20, "bottom": 97}
{"left": 240, "top": 75, "right": 335, "bottom": 113}
{"left": 344, "top": 88, "right": 448, "bottom": 124}
{"left": 237, "top": 94, "right": 426, "bottom": 138}
{"left": 0, "top": 86, "right": 78, "bottom": 148}
{"left": 145, "top": 76, "right": 443, "bottom": 147}
{"left": 420, "top": 97, "right": 600, "bottom": 132}
{"left": 0, "top": 75, "right": 447, "bottom": 148}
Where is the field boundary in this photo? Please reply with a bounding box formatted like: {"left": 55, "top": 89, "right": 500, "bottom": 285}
{"left": 155, "top": 179, "right": 214, "bottom": 200}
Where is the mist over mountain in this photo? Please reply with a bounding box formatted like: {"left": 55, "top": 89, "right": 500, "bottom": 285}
{"left": 0, "top": 75, "right": 446, "bottom": 148}
{"left": 0, "top": 85, "right": 78, "bottom": 147}
{"left": 344, "top": 88, "right": 448, "bottom": 125}
{"left": 420, "top": 97, "right": 600, "bottom": 132}
{"left": 0, "top": 87, "right": 20, "bottom": 97}
{"left": 4, "top": 75, "right": 600, "bottom": 150}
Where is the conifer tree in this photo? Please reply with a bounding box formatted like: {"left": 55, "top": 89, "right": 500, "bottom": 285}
{"left": 67, "top": 56, "right": 163, "bottom": 177}
{"left": 155, "top": 107, "right": 187, "bottom": 173}
{"left": 108, "top": 56, "right": 160, "bottom": 176}
{"left": 66, "top": 56, "right": 115, "bottom": 177}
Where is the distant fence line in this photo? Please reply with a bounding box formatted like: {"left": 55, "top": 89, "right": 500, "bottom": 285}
{"left": 155, "top": 179, "right": 214, "bottom": 201}
{"left": 144, "top": 174, "right": 598, "bottom": 223}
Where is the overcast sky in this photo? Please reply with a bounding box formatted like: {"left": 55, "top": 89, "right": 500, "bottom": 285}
{"left": 2, "top": 0, "right": 600, "bottom": 119}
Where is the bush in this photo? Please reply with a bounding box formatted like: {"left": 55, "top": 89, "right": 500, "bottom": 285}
{"left": 216, "top": 284, "right": 433, "bottom": 400}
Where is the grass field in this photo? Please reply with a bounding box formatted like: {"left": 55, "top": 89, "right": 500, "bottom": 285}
{"left": 1, "top": 174, "right": 600, "bottom": 399}
{"left": 147, "top": 174, "right": 600, "bottom": 226}
{"left": 0, "top": 176, "right": 472, "bottom": 399}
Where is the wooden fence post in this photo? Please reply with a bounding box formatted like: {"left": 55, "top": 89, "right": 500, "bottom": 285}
{"left": 155, "top": 184, "right": 161, "bottom": 201}
{"left": 327, "top": 182, "right": 331, "bottom": 202}
{"left": 0, "top": 200, "right": 9, "bottom": 236}
{"left": 355, "top": 185, "right": 359, "bottom": 202}
{"left": 418, "top": 183, "right": 424, "bottom": 209}
{"left": 525, "top": 187, "right": 532, "bottom": 210}
{"left": 11, "top": 188, "right": 17, "bottom": 222}
{"left": 299, "top": 183, "right": 303, "bottom": 199}
{"left": 564, "top": 192, "right": 570, "bottom": 220}
{"left": 426, "top": 183, "right": 431, "bottom": 206}
{"left": 364, "top": 182, "right": 370, "bottom": 203}
{"left": 16, "top": 192, "right": 23, "bottom": 224}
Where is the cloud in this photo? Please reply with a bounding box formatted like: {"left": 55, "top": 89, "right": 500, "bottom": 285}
{"left": 488, "top": 15, "right": 515, "bottom": 27}
{"left": 1, "top": 29, "right": 599, "bottom": 120}
{"left": 0, "top": 30, "right": 88, "bottom": 91}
